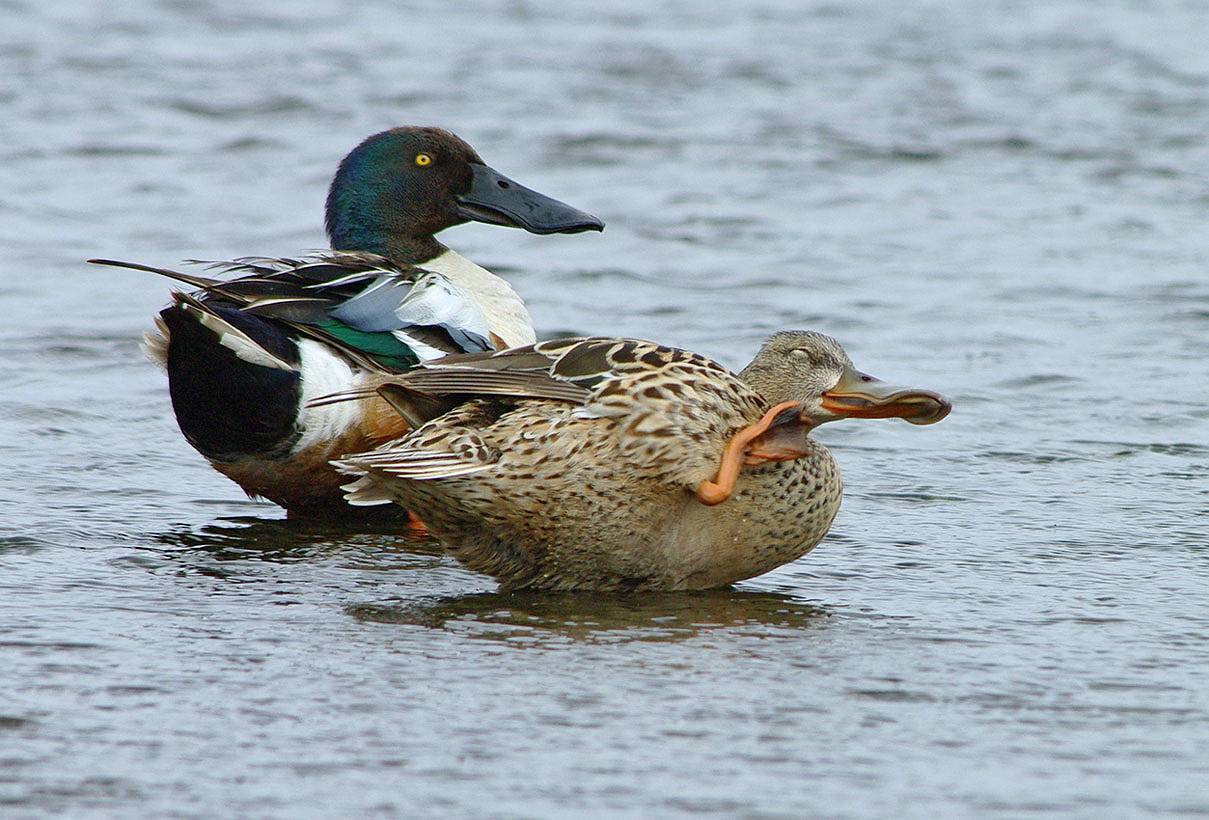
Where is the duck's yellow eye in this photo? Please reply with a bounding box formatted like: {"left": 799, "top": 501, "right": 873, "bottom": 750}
{"left": 415, "top": 153, "right": 432, "bottom": 167}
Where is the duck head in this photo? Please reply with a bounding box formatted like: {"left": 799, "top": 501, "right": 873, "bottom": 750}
{"left": 325, "top": 126, "right": 603, "bottom": 261}
{"left": 740, "top": 331, "right": 951, "bottom": 429}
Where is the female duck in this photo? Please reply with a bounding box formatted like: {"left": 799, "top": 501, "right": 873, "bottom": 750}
{"left": 335, "top": 331, "right": 951, "bottom": 591}
{"left": 92, "top": 127, "right": 602, "bottom": 514}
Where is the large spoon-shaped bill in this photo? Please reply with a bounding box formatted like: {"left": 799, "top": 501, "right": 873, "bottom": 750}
{"left": 820, "top": 368, "right": 951, "bottom": 426}
{"left": 456, "top": 164, "right": 604, "bottom": 235}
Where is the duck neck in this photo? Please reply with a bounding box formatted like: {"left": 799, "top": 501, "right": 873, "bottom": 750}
{"left": 338, "top": 228, "right": 445, "bottom": 264}
{"left": 324, "top": 169, "right": 446, "bottom": 264}
{"left": 325, "top": 206, "right": 445, "bottom": 264}
{"left": 737, "top": 360, "right": 783, "bottom": 406}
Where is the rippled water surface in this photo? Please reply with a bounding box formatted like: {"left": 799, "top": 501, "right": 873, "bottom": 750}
{"left": 3, "top": 0, "right": 1208, "bottom": 816}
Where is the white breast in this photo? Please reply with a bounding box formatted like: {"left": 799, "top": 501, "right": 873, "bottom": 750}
{"left": 418, "top": 250, "right": 536, "bottom": 347}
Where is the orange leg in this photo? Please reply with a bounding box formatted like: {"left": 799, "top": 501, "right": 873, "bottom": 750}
{"left": 405, "top": 510, "right": 430, "bottom": 537}
{"left": 695, "top": 401, "right": 801, "bottom": 506}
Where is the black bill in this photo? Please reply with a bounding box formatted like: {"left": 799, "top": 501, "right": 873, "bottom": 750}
{"left": 456, "top": 163, "right": 604, "bottom": 234}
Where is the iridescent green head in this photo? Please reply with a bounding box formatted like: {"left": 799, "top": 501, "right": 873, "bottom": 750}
{"left": 324, "top": 126, "right": 603, "bottom": 262}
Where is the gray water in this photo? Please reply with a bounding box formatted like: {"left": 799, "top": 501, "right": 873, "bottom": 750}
{"left": 2, "top": 0, "right": 1208, "bottom": 817}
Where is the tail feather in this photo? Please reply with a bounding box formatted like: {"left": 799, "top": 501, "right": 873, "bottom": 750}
{"left": 88, "top": 258, "right": 222, "bottom": 290}
{"left": 339, "top": 473, "right": 400, "bottom": 507}
{"left": 141, "top": 314, "right": 170, "bottom": 371}
{"left": 334, "top": 447, "right": 495, "bottom": 481}
{"left": 172, "top": 291, "right": 296, "bottom": 372}
{"left": 159, "top": 296, "right": 304, "bottom": 462}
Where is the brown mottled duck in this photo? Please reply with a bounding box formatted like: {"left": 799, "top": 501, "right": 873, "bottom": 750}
{"left": 331, "top": 331, "right": 951, "bottom": 591}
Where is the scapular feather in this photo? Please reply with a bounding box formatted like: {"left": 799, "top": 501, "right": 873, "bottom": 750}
{"left": 376, "top": 383, "right": 458, "bottom": 428}
{"left": 88, "top": 258, "right": 221, "bottom": 290}
{"left": 243, "top": 296, "right": 339, "bottom": 324}
{"left": 91, "top": 252, "right": 502, "bottom": 373}
{"left": 395, "top": 369, "right": 591, "bottom": 403}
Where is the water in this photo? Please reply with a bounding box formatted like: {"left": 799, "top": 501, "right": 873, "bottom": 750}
{"left": 2, "top": 0, "right": 1208, "bottom": 816}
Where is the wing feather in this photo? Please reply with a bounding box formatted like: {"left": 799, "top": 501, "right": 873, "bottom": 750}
{"left": 91, "top": 251, "right": 505, "bottom": 372}
{"left": 394, "top": 369, "right": 592, "bottom": 403}
{"left": 88, "top": 258, "right": 221, "bottom": 289}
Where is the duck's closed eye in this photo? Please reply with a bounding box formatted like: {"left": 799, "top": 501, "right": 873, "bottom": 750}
{"left": 415, "top": 153, "right": 433, "bottom": 166}
{"left": 788, "top": 348, "right": 811, "bottom": 361}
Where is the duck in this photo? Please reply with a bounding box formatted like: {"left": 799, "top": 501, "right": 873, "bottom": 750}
{"left": 332, "top": 331, "right": 951, "bottom": 591}
{"left": 91, "top": 126, "right": 603, "bottom": 516}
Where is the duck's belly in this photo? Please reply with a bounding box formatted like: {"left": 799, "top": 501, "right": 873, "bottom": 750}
{"left": 401, "top": 447, "right": 843, "bottom": 591}
{"left": 657, "top": 457, "right": 843, "bottom": 589}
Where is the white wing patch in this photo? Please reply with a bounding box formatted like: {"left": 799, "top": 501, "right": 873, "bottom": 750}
{"left": 395, "top": 273, "right": 490, "bottom": 333}
{"left": 391, "top": 273, "right": 494, "bottom": 359}
{"left": 419, "top": 250, "right": 536, "bottom": 347}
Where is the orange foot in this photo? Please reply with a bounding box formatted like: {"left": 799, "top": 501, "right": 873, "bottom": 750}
{"left": 404, "top": 510, "right": 430, "bottom": 538}
{"left": 695, "top": 401, "right": 805, "bottom": 506}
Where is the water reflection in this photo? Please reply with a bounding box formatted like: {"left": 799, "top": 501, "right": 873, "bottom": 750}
{"left": 151, "top": 514, "right": 441, "bottom": 563}
{"left": 148, "top": 515, "right": 832, "bottom": 640}
{"left": 348, "top": 589, "right": 828, "bottom": 645}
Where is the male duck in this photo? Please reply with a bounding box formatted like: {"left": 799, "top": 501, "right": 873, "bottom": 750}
{"left": 333, "top": 331, "right": 951, "bottom": 591}
{"left": 92, "top": 127, "right": 602, "bottom": 515}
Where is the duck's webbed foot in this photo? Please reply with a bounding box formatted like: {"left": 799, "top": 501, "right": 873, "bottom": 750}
{"left": 404, "top": 510, "right": 430, "bottom": 538}
{"left": 695, "top": 401, "right": 804, "bottom": 506}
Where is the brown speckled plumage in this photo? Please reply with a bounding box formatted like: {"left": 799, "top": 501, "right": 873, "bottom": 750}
{"left": 335, "top": 332, "right": 949, "bottom": 591}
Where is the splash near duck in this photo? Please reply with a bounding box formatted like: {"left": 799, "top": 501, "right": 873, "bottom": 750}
{"left": 91, "top": 127, "right": 602, "bottom": 515}
{"left": 332, "top": 331, "right": 951, "bottom": 591}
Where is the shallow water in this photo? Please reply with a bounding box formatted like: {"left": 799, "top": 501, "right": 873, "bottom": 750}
{"left": 2, "top": 0, "right": 1208, "bottom": 816}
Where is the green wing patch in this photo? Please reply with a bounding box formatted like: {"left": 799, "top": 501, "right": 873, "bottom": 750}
{"left": 315, "top": 321, "right": 420, "bottom": 370}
